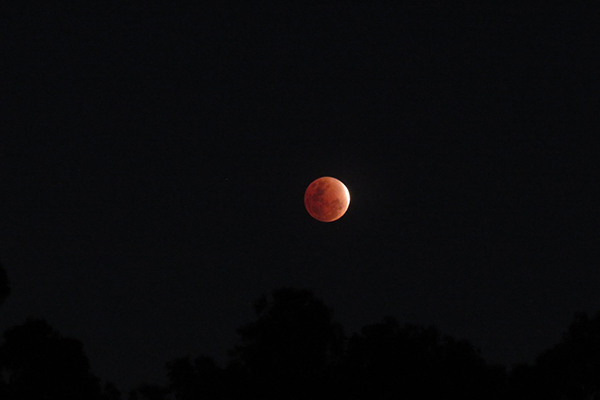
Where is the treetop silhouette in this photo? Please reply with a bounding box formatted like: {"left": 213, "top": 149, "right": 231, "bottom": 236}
{"left": 229, "top": 287, "right": 345, "bottom": 376}
{"left": 0, "top": 319, "right": 102, "bottom": 400}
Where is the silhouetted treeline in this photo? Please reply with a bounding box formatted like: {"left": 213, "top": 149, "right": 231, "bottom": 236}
{"left": 509, "top": 312, "right": 600, "bottom": 399}
{"left": 3, "top": 261, "right": 600, "bottom": 399}
{"left": 0, "top": 263, "right": 119, "bottom": 400}
{"left": 152, "top": 289, "right": 600, "bottom": 400}
{"left": 0, "top": 319, "right": 103, "bottom": 399}
{"left": 160, "top": 289, "right": 507, "bottom": 400}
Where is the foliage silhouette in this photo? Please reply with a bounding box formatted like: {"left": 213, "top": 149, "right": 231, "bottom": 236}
{"left": 163, "top": 288, "right": 507, "bottom": 399}
{"left": 0, "top": 319, "right": 102, "bottom": 400}
{"left": 228, "top": 288, "right": 345, "bottom": 398}
{"left": 509, "top": 312, "right": 600, "bottom": 400}
{"left": 5, "top": 281, "right": 600, "bottom": 399}
{"left": 341, "top": 316, "right": 507, "bottom": 399}
{"left": 507, "top": 363, "right": 547, "bottom": 400}
{"left": 230, "top": 288, "right": 345, "bottom": 372}
{"left": 166, "top": 355, "right": 229, "bottom": 400}
{"left": 128, "top": 384, "right": 169, "bottom": 400}
{"left": 101, "top": 382, "right": 123, "bottom": 400}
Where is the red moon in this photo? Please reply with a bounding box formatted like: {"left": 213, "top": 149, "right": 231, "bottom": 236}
{"left": 304, "top": 177, "right": 350, "bottom": 222}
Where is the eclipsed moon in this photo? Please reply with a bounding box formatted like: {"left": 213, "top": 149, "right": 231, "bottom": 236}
{"left": 304, "top": 176, "right": 350, "bottom": 222}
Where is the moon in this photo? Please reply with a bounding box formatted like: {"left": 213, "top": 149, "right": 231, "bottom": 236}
{"left": 304, "top": 176, "right": 350, "bottom": 222}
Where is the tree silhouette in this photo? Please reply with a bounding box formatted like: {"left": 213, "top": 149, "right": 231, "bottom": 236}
{"left": 166, "top": 355, "right": 229, "bottom": 400}
{"left": 518, "top": 312, "right": 600, "bottom": 400}
{"left": 128, "top": 384, "right": 168, "bottom": 400}
{"left": 341, "top": 317, "right": 507, "bottom": 399}
{"left": 101, "top": 382, "right": 123, "bottom": 400}
{"left": 229, "top": 288, "right": 344, "bottom": 372}
{"left": 0, "top": 319, "right": 102, "bottom": 400}
{"left": 507, "top": 363, "right": 548, "bottom": 400}
{"left": 227, "top": 288, "right": 345, "bottom": 398}
{"left": 163, "top": 288, "right": 513, "bottom": 399}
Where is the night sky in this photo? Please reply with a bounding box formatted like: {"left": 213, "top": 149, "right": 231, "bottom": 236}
{"left": 1, "top": 3, "right": 599, "bottom": 392}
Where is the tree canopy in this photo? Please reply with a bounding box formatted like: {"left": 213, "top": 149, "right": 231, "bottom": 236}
{"left": 0, "top": 319, "right": 101, "bottom": 400}
{"left": 3, "top": 280, "right": 600, "bottom": 399}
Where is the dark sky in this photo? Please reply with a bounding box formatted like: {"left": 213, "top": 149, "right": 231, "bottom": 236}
{"left": 1, "top": 2, "right": 599, "bottom": 392}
